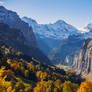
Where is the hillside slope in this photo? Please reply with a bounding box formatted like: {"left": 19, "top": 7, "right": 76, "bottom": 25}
{"left": 0, "top": 44, "right": 83, "bottom": 92}
{"left": 0, "top": 23, "right": 51, "bottom": 65}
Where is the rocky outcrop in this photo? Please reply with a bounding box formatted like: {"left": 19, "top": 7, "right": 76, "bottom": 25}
{"left": 48, "top": 35, "right": 84, "bottom": 65}
{"left": 0, "top": 6, "right": 37, "bottom": 47}
{"left": 0, "top": 6, "right": 51, "bottom": 65}
{"left": 0, "top": 23, "right": 25, "bottom": 50}
{"left": 73, "top": 38, "right": 92, "bottom": 75}
{"left": 0, "top": 23, "right": 51, "bottom": 65}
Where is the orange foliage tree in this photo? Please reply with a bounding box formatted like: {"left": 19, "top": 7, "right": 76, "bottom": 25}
{"left": 77, "top": 81, "right": 92, "bottom": 92}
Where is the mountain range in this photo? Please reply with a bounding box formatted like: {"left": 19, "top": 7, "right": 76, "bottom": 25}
{"left": 22, "top": 17, "right": 80, "bottom": 55}
{"left": 22, "top": 16, "right": 92, "bottom": 66}
{"left": 0, "top": 6, "right": 92, "bottom": 76}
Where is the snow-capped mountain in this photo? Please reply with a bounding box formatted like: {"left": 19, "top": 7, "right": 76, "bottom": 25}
{"left": 22, "top": 17, "right": 83, "bottom": 56}
{"left": 22, "top": 17, "right": 80, "bottom": 40}
{"left": 22, "top": 17, "right": 38, "bottom": 27}
{"left": 79, "top": 23, "right": 92, "bottom": 33}
{"left": 80, "top": 23, "right": 92, "bottom": 38}
{"left": 84, "top": 23, "right": 92, "bottom": 31}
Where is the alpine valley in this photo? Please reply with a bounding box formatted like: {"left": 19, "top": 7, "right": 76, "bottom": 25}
{"left": 22, "top": 17, "right": 92, "bottom": 66}
{"left": 0, "top": 5, "right": 92, "bottom": 92}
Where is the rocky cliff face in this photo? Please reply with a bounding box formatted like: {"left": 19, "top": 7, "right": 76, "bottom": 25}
{"left": 48, "top": 35, "right": 84, "bottom": 65}
{"left": 73, "top": 38, "right": 92, "bottom": 75}
{"left": 0, "top": 6, "right": 36, "bottom": 47}
{"left": 0, "top": 23, "right": 25, "bottom": 50}
{"left": 0, "top": 6, "right": 51, "bottom": 65}
{"left": 0, "top": 22, "right": 51, "bottom": 65}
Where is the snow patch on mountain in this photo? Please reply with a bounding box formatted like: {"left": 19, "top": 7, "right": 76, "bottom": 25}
{"left": 85, "top": 23, "right": 92, "bottom": 31}
{"left": 22, "top": 17, "right": 80, "bottom": 40}
{"left": 79, "top": 23, "right": 92, "bottom": 33}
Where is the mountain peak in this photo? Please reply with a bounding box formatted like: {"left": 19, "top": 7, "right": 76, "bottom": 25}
{"left": 0, "top": 6, "right": 37, "bottom": 47}
{"left": 22, "top": 17, "right": 38, "bottom": 26}
{"left": 79, "top": 23, "right": 92, "bottom": 33}
{"left": 22, "top": 16, "right": 79, "bottom": 40}
{"left": 0, "top": 6, "right": 5, "bottom": 9}
{"left": 0, "top": 6, "right": 7, "bottom": 11}
{"left": 0, "top": 5, "right": 18, "bottom": 17}
{"left": 86, "top": 23, "right": 92, "bottom": 30}
{"left": 55, "top": 20, "right": 66, "bottom": 24}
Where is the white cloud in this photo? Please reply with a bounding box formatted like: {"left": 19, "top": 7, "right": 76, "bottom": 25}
{"left": 0, "top": 1, "right": 4, "bottom": 5}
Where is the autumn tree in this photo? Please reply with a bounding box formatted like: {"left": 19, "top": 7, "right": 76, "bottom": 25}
{"left": 54, "top": 79, "right": 62, "bottom": 92}
{"left": 24, "top": 70, "right": 29, "bottom": 78}
{"left": 77, "top": 81, "right": 92, "bottom": 92}
{"left": 40, "top": 72, "right": 47, "bottom": 80}
{"left": 15, "top": 81, "right": 25, "bottom": 91}
{"left": 24, "top": 86, "right": 33, "bottom": 92}
{"left": 7, "top": 59, "right": 12, "bottom": 64}
{"left": 27, "top": 63, "right": 35, "bottom": 72}
{"left": 34, "top": 81, "right": 46, "bottom": 92}
{"left": 62, "top": 81, "right": 79, "bottom": 92}
{"left": 10, "top": 62, "right": 20, "bottom": 70}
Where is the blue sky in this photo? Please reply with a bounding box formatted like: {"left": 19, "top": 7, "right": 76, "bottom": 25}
{"left": 0, "top": 0, "right": 92, "bottom": 29}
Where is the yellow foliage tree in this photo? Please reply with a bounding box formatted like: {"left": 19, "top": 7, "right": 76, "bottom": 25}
{"left": 40, "top": 72, "right": 47, "bottom": 80}
{"left": 24, "top": 70, "right": 29, "bottom": 78}
{"left": 36, "top": 71, "right": 42, "bottom": 79}
{"left": 7, "top": 59, "right": 12, "bottom": 64}
{"left": 24, "top": 86, "right": 33, "bottom": 92}
{"left": 0, "top": 76, "right": 12, "bottom": 92}
{"left": 34, "top": 81, "right": 46, "bottom": 92}
{"left": 10, "top": 62, "right": 20, "bottom": 70}
{"left": 7, "top": 86, "right": 13, "bottom": 92}
{"left": 27, "top": 63, "right": 35, "bottom": 71}
{"left": 62, "top": 81, "right": 79, "bottom": 92}
{"left": 77, "top": 81, "right": 92, "bottom": 92}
